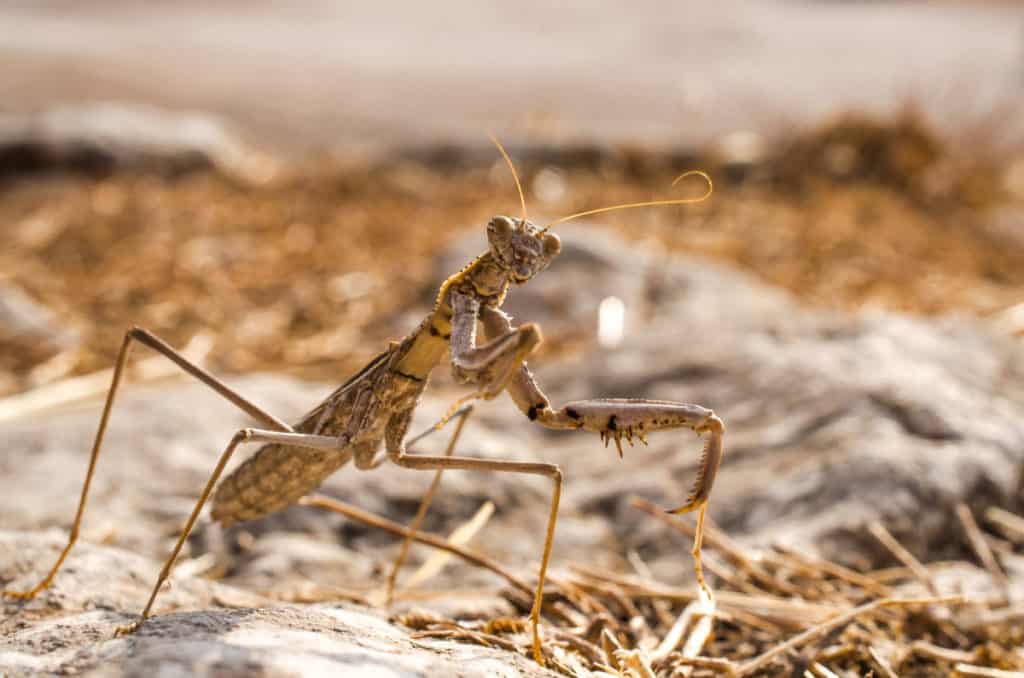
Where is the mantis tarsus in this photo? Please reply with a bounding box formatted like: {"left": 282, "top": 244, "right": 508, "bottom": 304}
{"left": 2, "top": 139, "right": 725, "bottom": 665}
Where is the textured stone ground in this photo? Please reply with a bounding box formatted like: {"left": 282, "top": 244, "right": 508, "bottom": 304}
{"left": 3, "top": 230, "right": 1022, "bottom": 675}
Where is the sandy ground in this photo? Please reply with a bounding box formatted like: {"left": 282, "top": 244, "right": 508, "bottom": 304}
{"left": 2, "top": 1, "right": 1023, "bottom": 153}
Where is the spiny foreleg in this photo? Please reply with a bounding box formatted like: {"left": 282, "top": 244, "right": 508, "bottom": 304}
{"left": 480, "top": 306, "right": 725, "bottom": 597}
{"left": 539, "top": 399, "right": 723, "bottom": 599}
{"left": 542, "top": 399, "right": 724, "bottom": 511}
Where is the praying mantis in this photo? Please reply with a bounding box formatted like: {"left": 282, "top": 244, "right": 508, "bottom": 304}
{"left": 2, "top": 138, "right": 725, "bottom": 665}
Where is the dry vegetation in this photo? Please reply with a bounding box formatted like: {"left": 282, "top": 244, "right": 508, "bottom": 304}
{"left": 1, "top": 112, "right": 1022, "bottom": 387}
{"left": 385, "top": 496, "right": 1024, "bottom": 676}
{"left": 2, "top": 112, "right": 1024, "bottom": 676}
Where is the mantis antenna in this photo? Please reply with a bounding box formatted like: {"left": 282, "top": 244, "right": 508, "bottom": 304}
{"left": 488, "top": 134, "right": 528, "bottom": 223}
{"left": 540, "top": 170, "right": 713, "bottom": 233}
{"left": 432, "top": 136, "right": 527, "bottom": 430}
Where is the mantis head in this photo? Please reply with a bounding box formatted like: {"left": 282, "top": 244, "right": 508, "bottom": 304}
{"left": 485, "top": 133, "right": 712, "bottom": 286}
{"left": 487, "top": 216, "right": 561, "bottom": 284}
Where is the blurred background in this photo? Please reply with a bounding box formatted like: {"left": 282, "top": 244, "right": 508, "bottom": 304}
{"left": 2, "top": 0, "right": 1024, "bottom": 389}
{"left": 4, "top": 3, "right": 1024, "bottom": 673}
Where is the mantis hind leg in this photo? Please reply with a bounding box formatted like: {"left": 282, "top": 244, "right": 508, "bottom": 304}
{"left": 2, "top": 326, "right": 289, "bottom": 602}
{"left": 117, "top": 427, "right": 351, "bottom": 635}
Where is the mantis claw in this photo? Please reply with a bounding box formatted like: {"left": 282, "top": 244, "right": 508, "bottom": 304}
{"left": 113, "top": 619, "right": 142, "bottom": 637}
{"left": 665, "top": 498, "right": 705, "bottom": 515}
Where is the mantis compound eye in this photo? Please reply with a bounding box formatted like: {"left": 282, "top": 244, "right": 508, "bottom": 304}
{"left": 541, "top": 232, "right": 561, "bottom": 258}
{"left": 488, "top": 216, "right": 515, "bottom": 239}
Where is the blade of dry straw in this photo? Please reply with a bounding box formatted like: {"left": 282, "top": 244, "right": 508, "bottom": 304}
{"left": 956, "top": 503, "right": 1010, "bottom": 593}
{"left": 868, "top": 521, "right": 938, "bottom": 595}
{"left": 736, "top": 596, "right": 964, "bottom": 677}
{"left": 401, "top": 500, "right": 495, "bottom": 591}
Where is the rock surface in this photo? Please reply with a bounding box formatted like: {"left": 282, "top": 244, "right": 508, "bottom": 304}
{"left": 0, "top": 106, "right": 273, "bottom": 182}
{"left": 0, "top": 533, "right": 552, "bottom": 678}
{"left": 2, "top": 228, "right": 1023, "bottom": 675}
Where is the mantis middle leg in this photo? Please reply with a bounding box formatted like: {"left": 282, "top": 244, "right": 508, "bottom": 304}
{"left": 384, "top": 404, "right": 562, "bottom": 665}
{"left": 385, "top": 404, "right": 474, "bottom": 603}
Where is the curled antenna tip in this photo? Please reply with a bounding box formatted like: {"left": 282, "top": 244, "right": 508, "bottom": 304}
{"left": 672, "top": 169, "right": 713, "bottom": 194}
{"left": 542, "top": 168, "right": 713, "bottom": 231}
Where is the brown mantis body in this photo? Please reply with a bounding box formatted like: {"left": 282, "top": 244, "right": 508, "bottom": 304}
{"left": 2, "top": 145, "right": 724, "bottom": 665}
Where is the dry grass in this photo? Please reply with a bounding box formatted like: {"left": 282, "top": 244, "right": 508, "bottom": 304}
{"left": 1, "top": 112, "right": 1022, "bottom": 392}
{"left": 2, "top": 112, "right": 1024, "bottom": 675}
{"left": 394, "top": 498, "right": 1024, "bottom": 677}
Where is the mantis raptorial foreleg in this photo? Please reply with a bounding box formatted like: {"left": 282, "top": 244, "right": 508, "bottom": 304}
{"left": 478, "top": 305, "right": 725, "bottom": 598}
{"left": 421, "top": 292, "right": 723, "bottom": 661}
{"left": 448, "top": 291, "right": 541, "bottom": 398}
